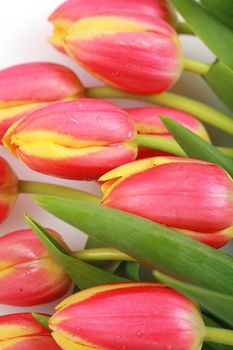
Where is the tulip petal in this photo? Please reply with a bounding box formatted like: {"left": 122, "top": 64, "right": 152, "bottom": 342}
{"left": 64, "top": 17, "right": 182, "bottom": 94}
{"left": 0, "top": 63, "right": 83, "bottom": 107}
{"left": 52, "top": 333, "right": 99, "bottom": 350}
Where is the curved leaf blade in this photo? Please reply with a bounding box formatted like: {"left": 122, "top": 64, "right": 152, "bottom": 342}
{"left": 25, "top": 215, "right": 128, "bottom": 289}
{"left": 201, "top": 0, "right": 233, "bottom": 30}
{"left": 154, "top": 271, "right": 233, "bottom": 327}
{"left": 204, "top": 61, "right": 233, "bottom": 112}
{"left": 171, "top": 0, "right": 233, "bottom": 68}
{"left": 161, "top": 116, "right": 233, "bottom": 178}
{"left": 34, "top": 196, "right": 233, "bottom": 296}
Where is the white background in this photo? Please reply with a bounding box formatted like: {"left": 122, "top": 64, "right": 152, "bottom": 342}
{"left": 0, "top": 0, "right": 232, "bottom": 316}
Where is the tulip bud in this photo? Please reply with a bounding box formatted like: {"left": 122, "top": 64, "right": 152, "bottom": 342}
{"left": 100, "top": 157, "right": 233, "bottom": 247}
{"left": 3, "top": 99, "right": 137, "bottom": 180}
{"left": 0, "top": 62, "right": 84, "bottom": 141}
{"left": 49, "top": 282, "right": 205, "bottom": 350}
{"left": 0, "top": 229, "right": 71, "bottom": 306}
{"left": 0, "top": 313, "right": 61, "bottom": 349}
{"left": 64, "top": 16, "right": 183, "bottom": 94}
{"left": 0, "top": 156, "right": 18, "bottom": 224}
{"left": 125, "top": 107, "right": 210, "bottom": 158}
{"left": 49, "top": 0, "right": 177, "bottom": 52}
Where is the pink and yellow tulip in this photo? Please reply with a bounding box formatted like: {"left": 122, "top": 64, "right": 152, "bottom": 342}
{"left": 0, "top": 62, "right": 84, "bottom": 141}
{"left": 49, "top": 282, "right": 205, "bottom": 350}
{"left": 49, "top": 0, "right": 177, "bottom": 52}
{"left": 0, "top": 156, "right": 18, "bottom": 224}
{"left": 100, "top": 157, "right": 233, "bottom": 247}
{"left": 63, "top": 16, "right": 183, "bottom": 94}
{"left": 0, "top": 313, "right": 61, "bottom": 349}
{"left": 0, "top": 229, "right": 71, "bottom": 306}
{"left": 3, "top": 99, "right": 137, "bottom": 180}
{"left": 126, "top": 107, "right": 210, "bottom": 158}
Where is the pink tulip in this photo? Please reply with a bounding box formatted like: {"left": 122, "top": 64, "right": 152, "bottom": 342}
{"left": 0, "top": 313, "right": 61, "bottom": 349}
{"left": 3, "top": 99, "right": 137, "bottom": 180}
{"left": 0, "top": 229, "right": 71, "bottom": 306}
{"left": 49, "top": 282, "right": 205, "bottom": 350}
{"left": 0, "top": 62, "right": 84, "bottom": 141}
{"left": 0, "top": 156, "right": 18, "bottom": 224}
{"left": 100, "top": 157, "right": 233, "bottom": 247}
{"left": 64, "top": 16, "right": 183, "bottom": 94}
{"left": 49, "top": 0, "right": 177, "bottom": 52}
{"left": 125, "top": 107, "right": 210, "bottom": 158}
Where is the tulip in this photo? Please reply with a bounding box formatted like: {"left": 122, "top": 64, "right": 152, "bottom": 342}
{"left": 63, "top": 16, "right": 183, "bottom": 94}
{"left": 0, "top": 229, "right": 71, "bottom": 306}
{"left": 125, "top": 107, "right": 210, "bottom": 158}
{"left": 100, "top": 157, "right": 233, "bottom": 247}
{"left": 0, "top": 313, "right": 61, "bottom": 349}
{"left": 49, "top": 282, "right": 205, "bottom": 350}
{"left": 3, "top": 99, "right": 137, "bottom": 180}
{"left": 0, "top": 156, "right": 18, "bottom": 224}
{"left": 49, "top": 0, "right": 177, "bottom": 52}
{"left": 0, "top": 62, "right": 84, "bottom": 141}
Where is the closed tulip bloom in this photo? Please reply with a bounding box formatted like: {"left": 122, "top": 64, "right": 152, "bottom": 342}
{"left": 49, "top": 0, "right": 177, "bottom": 52}
{"left": 0, "top": 229, "right": 71, "bottom": 306}
{"left": 64, "top": 16, "right": 183, "bottom": 94}
{"left": 100, "top": 157, "right": 233, "bottom": 247}
{"left": 0, "top": 62, "right": 84, "bottom": 141}
{"left": 0, "top": 156, "right": 18, "bottom": 224}
{"left": 49, "top": 282, "right": 205, "bottom": 350}
{"left": 0, "top": 313, "right": 61, "bottom": 350}
{"left": 3, "top": 99, "right": 137, "bottom": 180}
{"left": 126, "top": 107, "right": 210, "bottom": 158}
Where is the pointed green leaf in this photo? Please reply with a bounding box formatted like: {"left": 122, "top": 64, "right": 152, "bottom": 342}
{"left": 32, "top": 313, "right": 50, "bottom": 330}
{"left": 25, "top": 215, "right": 128, "bottom": 289}
{"left": 171, "top": 0, "right": 233, "bottom": 68}
{"left": 161, "top": 116, "right": 233, "bottom": 178}
{"left": 201, "top": 0, "right": 233, "bottom": 30}
{"left": 34, "top": 196, "right": 233, "bottom": 296}
{"left": 154, "top": 271, "right": 233, "bottom": 327}
{"left": 204, "top": 61, "right": 233, "bottom": 112}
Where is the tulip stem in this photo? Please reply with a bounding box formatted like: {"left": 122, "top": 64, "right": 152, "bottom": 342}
{"left": 74, "top": 248, "right": 135, "bottom": 261}
{"left": 86, "top": 86, "right": 233, "bottom": 136}
{"left": 137, "top": 135, "right": 186, "bottom": 156}
{"left": 183, "top": 58, "right": 210, "bottom": 75}
{"left": 18, "top": 180, "right": 100, "bottom": 203}
{"left": 137, "top": 135, "right": 233, "bottom": 159}
{"left": 204, "top": 327, "right": 233, "bottom": 346}
{"left": 176, "top": 22, "right": 194, "bottom": 35}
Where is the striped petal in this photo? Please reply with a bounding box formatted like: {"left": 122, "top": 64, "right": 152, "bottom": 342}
{"left": 64, "top": 16, "right": 183, "bottom": 94}
{"left": 49, "top": 0, "right": 177, "bottom": 51}
{"left": 3, "top": 99, "right": 137, "bottom": 180}
{"left": 50, "top": 283, "right": 204, "bottom": 350}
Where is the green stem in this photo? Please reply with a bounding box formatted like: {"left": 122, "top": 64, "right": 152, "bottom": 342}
{"left": 137, "top": 135, "right": 186, "bottom": 156}
{"left": 74, "top": 248, "right": 134, "bottom": 261}
{"left": 183, "top": 58, "right": 210, "bottom": 75}
{"left": 86, "top": 86, "right": 233, "bottom": 136}
{"left": 137, "top": 135, "right": 233, "bottom": 159}
{"left": 19, "top": 180, "right": 100, "bottom": 204}
{"left": 204, "top": 327, "right": 233, "bottom": 346}
{"left": 176, "top": 22, "right": 194, "bottom": 35}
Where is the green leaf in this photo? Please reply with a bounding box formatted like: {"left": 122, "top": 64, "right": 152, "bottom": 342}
{"left": 34, "top": 196, "right": 233, "bottom": 297}
{"left": 25, "top": 215, "right": 128, "bottom": 289}
{"left": 154, "top": 271, "right": 233, "bottom": 327}
{"left": 115, "top": 262, "right": 140, "bottom": 281}
{"left": 204, "top": 61, "right": 233, "bottom": 112}
{"left": 161, "top": 116, "right": 233, "bottom": 178}
{"left": 32, "top": 313, "right": 50, "bottom": 330}
{"left": 201, "top": 0, "right": 233, "bottom": 30}
{"left": 171, "top": 0, "right": 233, "bottom": 68}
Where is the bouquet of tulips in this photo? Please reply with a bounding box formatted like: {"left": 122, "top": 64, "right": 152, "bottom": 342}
{"left": 1, "top": 0, "right": 233, "bottom": 349}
